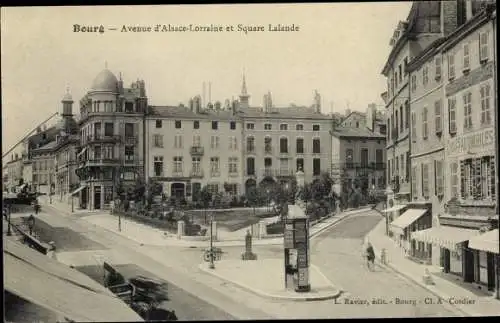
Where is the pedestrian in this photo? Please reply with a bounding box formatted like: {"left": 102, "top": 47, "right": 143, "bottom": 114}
{"left": 28, "top": 214, "right": 35, "bottom": 235}
{"left": 365, "top": 242, "right": 375, "bottom": 271}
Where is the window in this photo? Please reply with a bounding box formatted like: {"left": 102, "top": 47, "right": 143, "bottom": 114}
{"left": 156, "top": 120, "right": 162, "bottom": 128}
{"left": 210, "top": 157, "right": 220, "bottom": 176}
{"left": 210, "top": 136, "right": 220, "bottom": 149}
{"left": 412, "top": 166, "right": 418, "bottom": 200}
{"left": 400, "top": 154, "right": 405, "bottom": 179}
{"left": 193, "top": 135, "right": 201, "bottom": 147}
{"left": 398, "top": 64, "right": 402, "bottom": 83}
{"left": 395, "top": 110, "right": 399, "bottom": 132}
{"left": 296, "top": 124, "right": 303, "bottom": 131}
{"left": 375, "top": 149, "right": 383, "bottom": 169}
{"left": 154, "top": 156, "right": 164, "bottom": 177}
{"left": 395, "top": 156, "right": 399, "bottom": 174}
{"left": 280, "top": 124, "right": 288, "bottom": 131}
{"left": 296, "top": 158, "right": 304, "bottom": 172}
{"left": 313, "top": 138, "right": 321, "bottom": 154}
{"left": 246, "top": 123, "right": 255, "bottom": 130}
{"left": 463, "top": 43, "right": 470, "bottom": 71}
{"left": 435, "top": 100, "right": 442, "bottom": 134}
{"left": 264, "top": 136, "right": 272, "bottom": 153}
{"left": 104, "top": 123, "right": 114, "bottom": 136}
{"left": 480, "top": 83, "right": 491, "bottom": 125}
{"left": 405, "top": 102, "right": 410, "bottom": 129}
{"left": 280, "top": 158, "right": 289, "bottom": 175}
{"left": 346, "top": 149, "right": 353, "bottom": 168}
{"left": 193, "top": 121, "right": 200, "bottom": 129}
{"left": 448, "top": 53, "right": 455, "bottom": 80}
{"left": 191, "top": 157, "right": 201, "bottom": 175}
{"left": 175, "top": 120, "right": 182, "bottom": 129}
{"left": 212, "top": 121, "right": 218, "bottom": 130}
{"left": 394, "top": 72, "right": 398, "bottom": 88}
{"left": 264, "top": 157, "right": 272, "bottom": 168}
{"left": 460, "top": 156, "right": 495, "bottom": 201}
{"left": 94, "top": 122, "right": 102, "bottom": 138}
{"left": 387, "top": 160, "right": 391, "bottom": 181}
{"left": 435, "top": 56, "right": 442, "bottom": 80}
{"left": 387, "top": 118, "right": 391, "bottom": 141}
{"left": 296, "top": 138, "right": 304, "bottom": 154}
{"left": 229, "top": 136, "right": 238, "bottom": 150}
{"left": 422, "top": 163, "right": 429, "bottom": 199}
{"left": 280, "top": 137, "right": 288, "bottom": 153}
{"left": 173, "top": 157, "right": 183, "bottom": 174}
{"left": 264, "top": 123, "right": 272, "bottom": 130}
{"left": 246, "top": 137, "right": 255, "bottom": 153}
{"left": 246, "top": 157, "right": 255, "bottom": 175}
{"left": 174, "top": 135, "right": 183, "bottom": 149}
{"left": 450, "top": 162, "right": 458, "bottom": 198}
{"left": 422, "top": 66, "right": 429, "bottom": 86}
{"left": 125, "top": 123, "right": 134, "bottom": 137}
{"left": 207, "top": 184, "right": 219, "bottom": 195}
{"left": 94, "top": 146, "right": 101, "bottom": 159}
{"left": 313, "top": 124, "right": 320, "bottom": 131}
{"left": 360, "top": 148, "right": 369, "bottom": 167}
{"left": 479, "top": 32, "right": 489, "bottom": 62}
{"left": 463, "top": 92, "right": 472, "bottom": 130}
{"left": 411, "top": 74, "right": 417, "bottom": 93}
{"left": 406, "top": 151, "right": 411, "bottom": 182}
{"left": 448, "top": 97, "right": 457, "bottom": 134}
{"left": 422, "top": 107, "right": 428, "bottom": 139}
{"left": 153, "top": 134, "right": 163, "bottom": 148}
{"left": 313, "top": 158, "right": 321, "bottom": 176}
{"left": 230, "top": 121, "right": 236, "bottom": 130}
{"left": 399, "top": 106, "right": 403, "bottom": 133}
{"left": 356, "top": 121, "right": 360, "bottom": 128}
{"left": 434, "top": 160, "right": 444, "bottom": 197}
{"left": 125, "top": 102, "right": 133, "bottom": 113}
{"left": 228, "top": 157, "right": 238, "bottom": 175}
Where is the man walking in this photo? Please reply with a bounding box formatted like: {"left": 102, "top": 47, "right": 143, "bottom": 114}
{"left": 365, "top": 242, "right": 375, "bottom": 271}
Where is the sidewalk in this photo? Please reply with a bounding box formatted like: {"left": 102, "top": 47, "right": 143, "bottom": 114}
{"left": 365, "top": 219, "right": 500, "bottom": 317}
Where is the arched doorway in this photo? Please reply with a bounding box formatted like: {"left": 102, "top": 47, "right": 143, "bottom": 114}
{"left": 259, "top": 176, "right": 276, "bottom": 194}
{"left": 171, "top": 183, "right": 185, "bottom": 199}
{"left": 245, "top": 178, "right": 256, "bottom": 194}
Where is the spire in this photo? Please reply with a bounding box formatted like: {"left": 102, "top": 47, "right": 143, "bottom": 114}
{"left": 241, "top": 73, "right": 248, "bottom": 96}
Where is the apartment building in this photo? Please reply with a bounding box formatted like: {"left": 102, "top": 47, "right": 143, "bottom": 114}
{"left": 411, "top": 3, "right": 498, "bottom": 292}
{"left": 382, "top": 1, "right": 450, "bottom": 207}
{"left": 239, "top": 87, "right": 333, "bottom": 193}
{"left": 145, "top": 96, "right": 243, "bottom": 200}
{"left": 5, "top": 154, "right": 23, "bottom": 191}
{"left": 31, "top": 142, "right": 56, "bottom": 195}
{"left": 75, "top": 68, "right": 146, "bottom": 210}
{"left": 53, "top": 90, "right": 80, "bottom": 203}
{"left": 330, "top": 127, "right": 386, "bottom": 195}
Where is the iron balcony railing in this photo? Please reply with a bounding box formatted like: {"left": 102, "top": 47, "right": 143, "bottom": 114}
{"left": 84, "top": 134, "right": 121, "bottom": 144}
{"left": 190, "top": 169, "right": 204, "bottom": 178}
{"left": 261, "top": 168, "right": 295, "bottom": 177}
{"left": 190, "top": 146, "right": 205, "bottom": 155}
{"left": 343, "top": 162, "right": 386, "bottom": 170}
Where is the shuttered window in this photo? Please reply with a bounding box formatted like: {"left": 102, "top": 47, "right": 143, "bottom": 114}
{"left": 460, "top": 156, "right": 495, "bottom": 201}
{"left": 435, "top": 100, "right": 442, "bottom": 134}
{"left": 434, "top": 160, "right": 444, "bottom": 197}
{"left": 422, "top": 163, "right": 429, "bottom": 199}
{"left": 450, "top": 162, "right": 458, "bottom": 198}
{"left": 448, "top": 97, "right": 457, "bottom": 135}
{"left": 412, "top": 166, "right": 418, "bottom": 200}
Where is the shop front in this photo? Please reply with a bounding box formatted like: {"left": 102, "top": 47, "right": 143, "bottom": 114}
{"left": 469, "top": 229, "right": 499, "bottom": 292}
{"left": 411, "top": 225, "right": 481, "bottom": 279}
{"left": 382, "top": 204, "right": 407, "bottom": 237}
{"left": 389, "top": 207, "right": 431, "bottom": 261}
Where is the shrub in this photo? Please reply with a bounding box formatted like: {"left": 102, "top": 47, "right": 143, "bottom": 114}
{"left": 266, "top": 221, "right": 284, "bottom": 235}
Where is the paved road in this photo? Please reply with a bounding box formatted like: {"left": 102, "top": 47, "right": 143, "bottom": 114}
{"left": 24, "top": 209, "right": 270, "bottom": 320}
{"left": 310, "top": 210, "right": 458, "bottom": 318}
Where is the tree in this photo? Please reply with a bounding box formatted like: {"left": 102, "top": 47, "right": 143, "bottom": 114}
{"left": 200, "top": 186, "right": 212, "bottom": 223}
{"left": 246, "top": 186, "right": 264, "bottom": 217}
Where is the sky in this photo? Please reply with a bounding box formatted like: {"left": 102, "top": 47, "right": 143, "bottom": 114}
{"left": 1, "top": 2, "right": 412, "bottom": 155}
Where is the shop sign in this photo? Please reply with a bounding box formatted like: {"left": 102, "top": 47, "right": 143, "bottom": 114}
{"left": 296, "top": 243, "right": 308, "bottom": 268}
{"left": 284, "top": 224, "right": 294, "bottom": 249}
{"left": 447, "top": 129, "right": 494, "bottom": 155}
{"left": 298, "top": 267, "right": 309, "bottom": 286}
{"left": 294, "top": 220, "right": 307, "bottom": 243}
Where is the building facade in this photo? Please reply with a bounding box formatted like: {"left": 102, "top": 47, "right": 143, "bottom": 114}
{"left": 239, "top": 85, "right": 333, "bottom": 193}
{"left": 145, "top": 98, "right": 244, "bottom": 200}
{"left": 330, "top": 128, "right": 386, "bottom": 197}
{"left": 5, "top": 154, "right": 23, "bottom": 192}
{"left": 31, "top": 142, "right": 56, "bottom": 195}
{"left": 75, "top": 69, "right": 147, "bottom": 210}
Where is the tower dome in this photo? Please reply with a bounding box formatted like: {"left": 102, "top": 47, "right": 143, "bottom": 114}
{"left": 91, "top": 69, "right": 119, "bottom": 92}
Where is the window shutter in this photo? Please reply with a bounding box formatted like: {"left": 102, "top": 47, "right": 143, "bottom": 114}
{"left": 448, "top": 53, "right": 455, "bottom": 79}
{"left": 421, "top": 164, "right": 424, "bottom": 197}
{"left": 490, "top": 157, "right": 496, "bottom": 200}
{"left": 479, "top": 32, "right": 489, "bottom": 62}
{"left": 434, "top": 160, "right": 437, "bottom": 196}
{"left": 435, "top": 100, "right": 442, "bottom": 134}
{"left": 435, "top": 57, "right": 441, "bottom": 80}
{"left": 473, "top": 158, "right": 481, "bottom": 200}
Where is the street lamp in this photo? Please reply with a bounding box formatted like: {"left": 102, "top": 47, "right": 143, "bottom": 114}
{"left": 6, "top": 205, "right": 12, "bottom": 236}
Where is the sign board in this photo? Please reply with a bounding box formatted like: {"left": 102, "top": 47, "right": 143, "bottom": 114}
{"left": 297, "top": 244, "right": 308, "bottom": 268}
{"left": 447, "top": 128, "right": 494, "bottom": 155}
{"left": 297, "top": 267, "right": 309, "bottom": 286}
{"left": 294, "top": 220, "right": 307, "bottom": 244}
{"left": 284, "top": 224, "right": 294, "bottom": 248}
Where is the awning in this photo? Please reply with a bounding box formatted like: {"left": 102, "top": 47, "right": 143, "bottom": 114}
{"left": 468, "top": 229, "right": 499, "bottom": 254}
{"left": 411, "top": 226, "right": 480, "bottom": 251}
{"left": 390, "top": 208, "right": 427, "bottom": 234}
{"left": 4, "top": 239, "right": 142, "bottom": 322}
{"left": 70, "top": 185, "right": 87, "bottom": 196}
{"left": 382, "top": 204, "right": 407, "bottom": 213}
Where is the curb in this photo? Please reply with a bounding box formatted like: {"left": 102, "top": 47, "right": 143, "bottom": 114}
{"left": 198, "top": 263, "right": 341, "bottom": 302}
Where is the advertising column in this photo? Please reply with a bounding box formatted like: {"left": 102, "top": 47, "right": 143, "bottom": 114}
{"left": 294, "top": 218, "right": 310, "bottom": 292}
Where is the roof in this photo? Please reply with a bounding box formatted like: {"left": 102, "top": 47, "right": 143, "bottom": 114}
{"left": 406, "top": 37, "right": 447, "bottom": 72}
{"left": 28, "top": 127, "right": 58, "bottom": 151}
{"left": 240, "top": 106, "right": 332, "bottom": 120}
{"left": 32, "top": 140, "right": 57, "bottom": 153}
{"left": 331, "top": 127, "right": 385, "bottom": 139}
{"left": 91, "top": 68, "right": 118, "bottom": 92}
{"left": 4, "top": 239, "right": 143, "bottom": 322}
{"left": 149, "top": 105, "right": 239, "bottom": 120}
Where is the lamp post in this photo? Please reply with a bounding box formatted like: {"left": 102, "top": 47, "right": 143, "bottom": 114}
{"left": 266, "top": 188, "right": 270, "bottom": 212}
{"left": 209, "top": 213, "right": 215, "bottom": 269}
{"left": 6, "top": 205, "right": 12, "bottom": 236}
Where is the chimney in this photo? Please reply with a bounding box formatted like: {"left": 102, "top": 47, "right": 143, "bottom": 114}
{"left": 232, "top": 100, "right": 239, "bottom": 115}
{"left": 189, "top": 98, "right": 194, "bottom": 112}
{"left": 195, "top": 95, "right": 201, "bottom": 114}
{"left": 465, "top": 0, "right": 473, "bottom": 21}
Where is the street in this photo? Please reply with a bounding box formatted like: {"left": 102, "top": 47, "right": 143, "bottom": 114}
{"left": 25, "top": 206, "right": 459, "bottom": 319}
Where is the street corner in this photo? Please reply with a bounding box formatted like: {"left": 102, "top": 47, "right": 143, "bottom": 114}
{"left": 198, "top": 259, "right": 341, "bottom": 302}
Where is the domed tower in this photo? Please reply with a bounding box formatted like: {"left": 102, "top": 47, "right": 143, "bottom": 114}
{"left": 58, "top": 88, "right": 78, "bottom": 135}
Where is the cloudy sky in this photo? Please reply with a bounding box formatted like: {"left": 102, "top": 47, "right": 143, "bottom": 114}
{"left": 1, "top": 2, "right": 412, "bottom": 154}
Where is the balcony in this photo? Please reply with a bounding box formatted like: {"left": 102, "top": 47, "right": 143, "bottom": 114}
{"left": 124, "top": 136, "right": 138, "bottom": 145}
{"left": 228, "top": 171, "right": 239, "bottom": 178}
{"left": 261, "top": 168, "right": 294, "bottom": 177}
{"left": 190, "top": 169, "right": 204, "bottom": 178}
{"left": 171, "top": 170, "right": 184, "bottom": 178}
{"left": 82, "top": 158, "right": 121, "bottom": 167}
{"left": 279, "top": 150, "right": 290, "bottom": 158}
{"left": 246, "top": 146, "right": 256, "bottom": 154}
{"left": 85, "top": 134, "right": 121, "bottom": 144}
{"left": 190, "top": 146, "right": 204, "bottom": 156}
